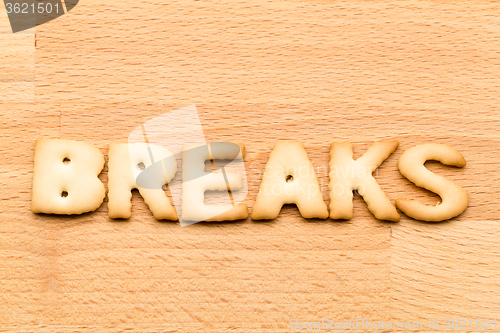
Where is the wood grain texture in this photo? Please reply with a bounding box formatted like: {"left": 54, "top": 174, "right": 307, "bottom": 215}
{"left": 2, "top": 0, "right": 500, "bottom": 331}
{"left": 0, "top": 3, "right": 34, "bottom": 102}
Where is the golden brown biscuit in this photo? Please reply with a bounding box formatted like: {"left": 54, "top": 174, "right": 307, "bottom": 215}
{"left": 107, "top": 143, "right": 178, "bottom": 220}
{"left": 31, "top": 138, "right": 105, "bottom": 215}
{"left": 181, "top": 142, "right": 248, "bottom": 222}
{"left": 396, "top": 143, "right": 468, "bottom": 221}
{"left": 251, "top": 142, "right": 328, "bottom": 220}
{"left": 329, "top": 141, "right": 400, "bottom": 221}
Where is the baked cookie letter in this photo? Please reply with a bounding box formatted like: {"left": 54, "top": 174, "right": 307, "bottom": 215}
{"left": 31, "top": 138, "right": 106, "bottom": 214}
{"left": 107, "top": 143, "right": 178, "bottom": 220}
{"left": 182, "top": 142, "right": 248, "bottom": 222}
{"left": 396, "top": 143, "right": 468, "bottom": 222}
{"left": 329, "top": 141, "right": 400, "bottom": 221}
{"left": 251, "top": 142, "right": 328, "bottom": 220}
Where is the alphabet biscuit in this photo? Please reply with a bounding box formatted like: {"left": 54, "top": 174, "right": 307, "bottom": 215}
{"left": 396, "top": 143, "right": 468, "bottom": 221}
{"left": 107, "top": 143, "right": 178, "bottom": 220}
{"left": 329, "top": 141, "right": 400, "bottom": 221}
{"left": 31, "top": 138, "right": 106, "bottom": 215}
{"left": 251, "top": 142, "right": 328, "bottom": 220}
{"left": 181, "top": 142, "right": 248, "bottom": 222}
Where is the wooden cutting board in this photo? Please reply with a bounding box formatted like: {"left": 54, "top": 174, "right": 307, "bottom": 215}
{"left": 1, "top": 0, "right": 500, "bottom": 331}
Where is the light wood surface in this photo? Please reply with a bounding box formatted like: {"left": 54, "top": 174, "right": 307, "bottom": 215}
{"left": 1, "top": 0, "right": 500, "bottom": 331}
{"left": 0, "top": 1, "right": 34, "bottom": 102}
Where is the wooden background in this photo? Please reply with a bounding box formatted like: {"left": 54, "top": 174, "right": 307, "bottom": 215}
{"left": 1, "top": 0, "right": 500, "bottom": 331}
